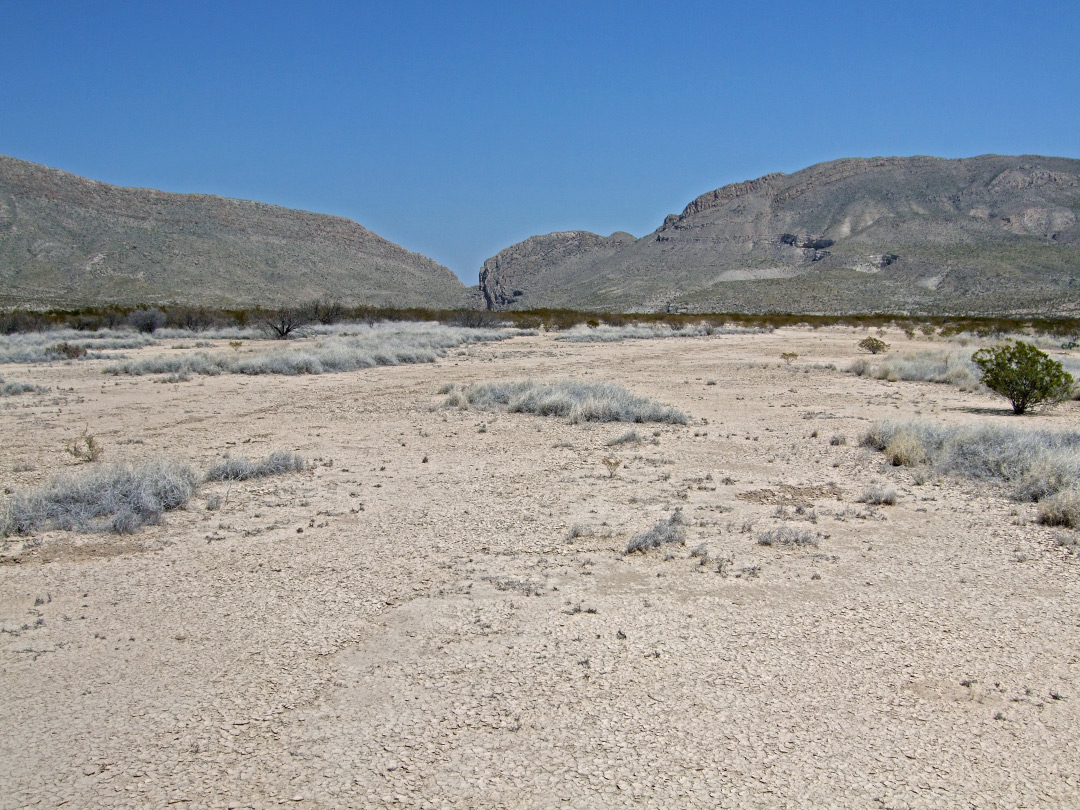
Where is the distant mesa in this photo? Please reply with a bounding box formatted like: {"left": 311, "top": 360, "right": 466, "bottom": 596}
{"left": 476, "top": 154, "right": 1080, "bottom": 316}
{"left": 0, "top": 154, "right": 469, "bottom": 310}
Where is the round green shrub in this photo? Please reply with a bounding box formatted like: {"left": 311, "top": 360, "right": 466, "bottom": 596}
{"left": 971, "top": 341, "right": 1074, "bottom": 415}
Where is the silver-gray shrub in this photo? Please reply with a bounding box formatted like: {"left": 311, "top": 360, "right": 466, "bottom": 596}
{"left": 446, "top": 379, "right": 687, "bottom": 424}
{"left": 756, "top": 526, "right": 817, "bottom": 547}
{"left": 0, "top": 328, "right": 155, "bottom": 364}
{"left": 606, "top": 429, "right": 644, "bottom": 445}
{"left": 863, "top": 420, "right": 1080, "bottom": 502}
{"left": 204, "top": 452, "right": 306, "bottom": 482}
{"left": 625, "top": 510, "right": 687, "bottom": 553}
{"left": 1, "top": 460, "right": 198, "bottom": 537}
{"left": 858, "top": 487, "right": 898, "bottom": 505}
{"left": 0, "top": 376, "right": 47, "bottom": 396}
{"left": 105, "top": 323, "right": 528, "bottom": 377}
{"left": 847, "top": 350, "right": 982, "bottom": 390}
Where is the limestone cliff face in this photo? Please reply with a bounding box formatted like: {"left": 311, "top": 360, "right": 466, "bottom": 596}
{"left": 478, "top": 231, "right": 634, "bottom": 310}
{"left": 0, "top": 154, "right": 469, "bottom": 309}
{"left": 478, "top": 155, "right": 1080, "bottom": 315}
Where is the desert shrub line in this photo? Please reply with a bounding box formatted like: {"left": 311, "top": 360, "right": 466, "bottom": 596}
{"left": 555, "top": 323, "right": 766, "bottom": 343}
{"left": 105, "top": 323, "right": 528, "bottom": 377}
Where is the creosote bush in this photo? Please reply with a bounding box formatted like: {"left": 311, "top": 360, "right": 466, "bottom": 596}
{"left": 971, "top": 341, "right": 1074, "bottom": 414}
{"left": 858, "top": 337, "right": 890, "bottom": 355}
{"left": 128, "top": 308, "right": 167, "bottom": 333}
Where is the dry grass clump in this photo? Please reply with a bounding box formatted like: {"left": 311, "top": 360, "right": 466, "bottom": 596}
{"left": 858, "top": 487, "right": 898, "bottom": 506}
{"left": 1, "top": 460, "right": 198, "bottom": 538}
{"left": 863, "top": 420, "right": 1080, "bottom": 502}
{"left": 606, "top": 429, "right": 644, "bottom": 446}
{"left": 847, "top": 350, "right": 982, "bottom": 391}
{"left": 756, "top": 526, "right": 817, "bottom": 547}
{"left": 444, "top": 379, "right": 688, "bottom": 424}
{"left": 1038, "top": 488, "right": 1080, "bottom": 528}
{"left": 204, "top": 452, "right": 307, "bottom": 482}
{"left": 882, "top": 430, "right": 928, "bottom": 467}
{"left": 625, "top": 510, "right": 686, "bottom": 553}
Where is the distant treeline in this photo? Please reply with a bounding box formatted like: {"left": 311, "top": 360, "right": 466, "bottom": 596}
{"left": 1, "top": 301, "right": 1078, "bottom": 338}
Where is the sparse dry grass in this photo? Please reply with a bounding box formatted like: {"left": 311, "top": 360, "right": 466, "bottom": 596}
{"left": 625, "top": 510, "right": 687, "bottom": 553}
{"left": 848, "top": 349, "right": 982, "bottom": 391}
{"left": 864, "top": 420, "right": 1080, "bottom": 502}
{"left": 444, "top": 379, "right": 688, "bottom": 424}
{"left": 756, "top": 526, "right": 817, "bottom": 547}
{"left": 1038, "top": 488, "right": 1080, "bottom": 529}
{"left": 204, "top": 452, "right": 307, "bottom": 482}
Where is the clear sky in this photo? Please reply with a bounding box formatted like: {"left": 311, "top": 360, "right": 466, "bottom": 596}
{"left": 2, "top": 0, "right": 1077, "bottom": 285}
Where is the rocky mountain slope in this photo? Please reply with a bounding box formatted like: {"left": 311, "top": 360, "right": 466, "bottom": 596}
{"left": 478, "top": 155, "right": 1080, "bottom": 315}
{"left": 0, "top": 155, "right": 469, "bottom": 309}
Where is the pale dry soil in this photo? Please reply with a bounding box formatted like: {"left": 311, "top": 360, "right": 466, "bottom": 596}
{"left": 2, "top": 327, "right": 1079, "bottom": 809}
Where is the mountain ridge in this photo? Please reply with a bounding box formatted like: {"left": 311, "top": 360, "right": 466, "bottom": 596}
{"left": 0, "top": 154, "right": 469, "bottom": 309}
{"left": 477, "top": 154, "right": 1080, "bottom": 316}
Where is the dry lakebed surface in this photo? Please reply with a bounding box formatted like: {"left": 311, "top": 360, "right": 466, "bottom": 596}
{"left": 2, "top": 324, "right": 1079, "bottom": 809}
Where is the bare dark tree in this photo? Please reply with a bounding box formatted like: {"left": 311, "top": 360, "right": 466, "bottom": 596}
{"left": 260, "top": 306, "right": 309, "bottom": 339}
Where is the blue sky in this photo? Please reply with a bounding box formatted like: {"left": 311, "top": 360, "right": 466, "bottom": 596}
{"left": 2, "top": 1, "right": 1077, "bottom": 285}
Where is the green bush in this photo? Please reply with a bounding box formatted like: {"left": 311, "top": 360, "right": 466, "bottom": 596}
{"left": 971, "top": 341, "right": 1074, "bottom": 414}
{"left": 857, "top": 337, "right": 889, "bottom": 354}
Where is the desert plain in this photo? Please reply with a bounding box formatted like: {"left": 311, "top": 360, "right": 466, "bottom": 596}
{"left": 2, "top": 324, "right": 1079, "bottom": 809}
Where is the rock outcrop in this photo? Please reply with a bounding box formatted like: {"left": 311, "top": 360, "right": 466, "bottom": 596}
{"left": 478, "top": 154, "right": 1080, "bottom": 315}
{"left": 478, "top": 231, "right": 634, "bottom": 310}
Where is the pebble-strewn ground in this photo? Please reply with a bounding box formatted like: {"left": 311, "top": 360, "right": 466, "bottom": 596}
{"left": 2, "top": 327, "right": 1079, "bottom": 809}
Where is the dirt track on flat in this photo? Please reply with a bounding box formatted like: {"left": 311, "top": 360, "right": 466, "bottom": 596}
{"left": 3, "top": 327, "right": 1079, "bottom": 809}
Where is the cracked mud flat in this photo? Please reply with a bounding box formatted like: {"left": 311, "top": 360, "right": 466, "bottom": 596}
{"left": 2, "top": 327, "right": 1079, "bottom": 809}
